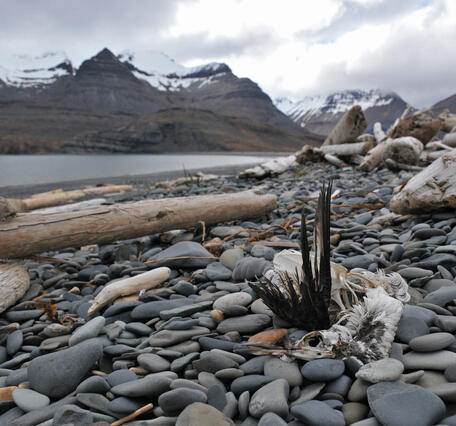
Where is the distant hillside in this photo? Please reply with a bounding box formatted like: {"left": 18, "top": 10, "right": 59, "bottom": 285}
{"left": 275, "top": 89, "right": 411, "bottom": 136}
{"left": 431, "top": 93, "right": 456, "bottom": 115}
{"left": 0, "top": 48, "right": 322, "bottom": 153}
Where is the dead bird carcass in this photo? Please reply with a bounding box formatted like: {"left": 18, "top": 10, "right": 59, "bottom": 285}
{"left": 248, "top": 182, "right": 409, "bottom": 363}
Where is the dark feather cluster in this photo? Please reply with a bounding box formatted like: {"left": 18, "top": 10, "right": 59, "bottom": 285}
{"left": 249, "top": 181, "right": 333, "bottom": 331}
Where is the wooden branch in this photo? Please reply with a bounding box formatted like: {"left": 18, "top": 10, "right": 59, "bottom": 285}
{"left": 88, "top": 267, "right": 170, "bottom": 315}
{"left": 439, "top": 110, "right": 456, "bottom": 133}
{"left": 323, "top": 153, "right": 348, "bottom": 168}
{"left": 359, "top": 140, "right": 388, "bottom": 172}
{"left": 110, "top": 403, "right": 153, "bottom": 426}
{"left": 316, "top": 141, "right": 374, "bottom": 157}
{"left": 0, "top": 190, "right": 277, "bottom": 258}
{"left": 323, "top": 106, "right": 367, "bottom": 146}
{"left": 0, "top": 263, "right": 30, "bottom": 314}
{"left": 373, "top": 122, "right": 387, "bottom": 144}
{"left": 390, "top": 150, "right": 456, "bottom": 214}
{"left": 6, "top": 184, "right": 132, "bottom": 212}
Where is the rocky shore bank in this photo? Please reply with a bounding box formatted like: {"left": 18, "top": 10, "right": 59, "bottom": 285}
{"left": 2, "top": 161, "right": 456, "bottom": 425}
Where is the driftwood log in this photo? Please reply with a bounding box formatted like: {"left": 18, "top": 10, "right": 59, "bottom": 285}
{"left": 239, "top": 155, "right": 297, "bottom": 178}
{"left": 316, "top": 140, "right": 374, "bottom": 157}
{"left": 323, "top": 106, "right": 367, "bottom": 146}
{"left": 443, "top": 133, "right": 456, "bottom": 148}
{"left": 0, "top": 190, "right": 277, "bottom": 258}
{"left": 439, "top": 110, "right": 456, "bottom": 133}
{"left": 373, "top": 122, "right": 387, "bottom": 144}
{"left": 390, "top": 110, "right": 440, "bottom": 144}
{"left": 5, "top": 184, "right": 133, "bottom": 214}
{"left": 359, "top": 140, "right": 388, "bottom": 172}
{"left": 383, "top": 137, "right": 424, "bottom": 165}
{"left": 0, "top": 263, "right": 30, "bottom": 314}
{"left": 390, "top": 151, "right": 456, "bottom": 214}
{"left": 88, "top": 267, "right": 170, "bottom": 315}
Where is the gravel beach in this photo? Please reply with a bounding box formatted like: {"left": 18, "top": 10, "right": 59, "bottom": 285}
{"left": 1, "top": 161, "right": 456, "bottom": 425}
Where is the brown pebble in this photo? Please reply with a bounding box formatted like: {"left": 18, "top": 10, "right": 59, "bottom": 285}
{"left": 210, "top": 309, "right": 224, "bottom": 323}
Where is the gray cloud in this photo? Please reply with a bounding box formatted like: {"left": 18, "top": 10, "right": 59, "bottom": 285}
{"left": 297, "top": 0, "right": 430, "bottom": 42}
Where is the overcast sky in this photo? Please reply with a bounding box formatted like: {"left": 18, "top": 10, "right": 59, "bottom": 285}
{"left": 0, "top": 0, "right": 454, "bottom": 107}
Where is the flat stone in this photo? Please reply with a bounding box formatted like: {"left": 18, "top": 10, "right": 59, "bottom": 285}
{"left": 148, "top": 241, "right": 216, "bottom": 268}
{"left": 207, "top": 384, "right": 227, "bottom": 411}
{"left": 342, "top": 255, "right": 374, "bottom": 270}
{"left": 12, "top": 388, "right": 50, "bottom": 412}
{"left": 301, "top": 359, "right": 345, "bottom": 382}
{"left": 435, "top": 315, "right": 456, "bottom": 332}
{"left": 193, "top": 352, "right": 239, "bottom": 373}
{"left": 396, "top": 315, "right": 429, "bottom": 343}
{"left": 106, "top": 370, "right": 137, "bottom": 387}
{"left": 213, "top": 292, "right": 253, "bottom": 313}
{"left": 53, "top": 404, "right": 94, "bottom": 425}
{"left": 220, "top": 248, "right": 244, "bottom": 271}
{"left": 102, "top": 300, "right": 142, "bottom": 317}
{"left": 231, "top": 375, "right": 275, "bottom": 396}
{"left": 108, "top": 396, "right": 143, "bottom": 414}
{"left": 398, "top": 267, "right": 434, "bottom": 279}
{"left": 28, "top": 339, "right": 103, "bottom": 398}
{"left": 342, "top": 402, "right": 369, "bottom": 425}
{"left": 6, "top": 330, "right": 23, "bottom": 356}
{"left": 239, "top": 356, "right": 268, "bottom": 375}
{"left": 111, "top": 373, "right": 172, "bottom": 397}
{"left": 69, "top": 316, "right": 105, "bottom": 346}
{"left": 138, "top": 353, "right": 171, "bottom": 373}
{"left": 356, "top": 358, "right": 404, "bottom": 383}
{"left": 426, "top": 383, "right": 456, "bottom": 403}
{"left": 175, "top": 402, "right": 234, "bottom": 426}
{"left": 415, "top": 253, "right": 456, "bottom": 271}
{"left": 215, "top": 368, "right": 244, "bottom": 380}
{"left": 76, "top": 376, "right": 110, "bottom": 394}
{"left": 131, "top": 299, "right": 194, "bottom": 320}
{"left": 290, "top": 400, "right": 345, "bottom": 426}
{"left": 204, "top": 262, "right": 233, "bottom": 281}
{"left": 160, "top": 301, "right": 213, "bottom": 320}
{"left": 324, "top": 375, "right": 353, "bottom": 397}
{"left": 348, "top": 378, "right": 370, "bottom": 402}
{"left": 409, "top": 332, "right": 455, "bottom": 352}
{"left": 263, "top": 357, "right": 302, "bottom": 387}
{"left": 159, "top": 388, "right": 208, "bottom": 416}
{"left": 232, "top": 257, "right": 270, "bottom": 282}
{"left": 249, "top": 378, "right": 289, "bottom": 419}
{"left": 367, "top": 381, "right": 445, "bottom": 426}
{"left": 258, "top": 412, "right": 287, "bottom": 425}
{"left": 148, "top": 327, "right": 210, "bottom": 347}
{"left": 424, "top": 287, "right": 456, "bottom": 306}
{"left": 291, "top": 382, "right": 326, "bottom": 406}
{"left": 217, "top": 314, "right": 270, "bottom": 334}
{"left": 403, "top": 350, "right": 456, "bottom": 370}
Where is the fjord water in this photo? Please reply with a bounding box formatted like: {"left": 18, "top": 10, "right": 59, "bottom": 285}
{"left": 0, "top": 154, "right": 270, "bottom": 186}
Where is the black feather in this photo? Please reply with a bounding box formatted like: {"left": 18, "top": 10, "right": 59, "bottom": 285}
{"left": 249, "top": 181, "right": 333, "bottom": 330}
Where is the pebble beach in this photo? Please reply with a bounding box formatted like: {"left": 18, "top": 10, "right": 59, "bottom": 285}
{"left": 2, "top": 161, "right": 456, "bottom": 426}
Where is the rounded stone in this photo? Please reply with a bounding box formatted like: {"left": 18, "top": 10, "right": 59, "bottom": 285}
{"left": 342, "top": 402, "right": 369, "bottom": 425}
{"left": 356, "top": 358, "right": 404, "bottom": 383}
{"left": 301, "top": 359, "right": 345, "bottom": 382}
{"left": 111, "top": 373, "right": 172, "bottom": 397}
{"left": 159, "top": 387, "right": 208, "bottom": 416}
{"left": 213, "top": 292, "right": 252, "bottom": 313}
{"left": 258, "top": 412, "right": 287, "bottom": 425}
{"left": 367, "top": 381, "right": 445, "bottom": 426}
{"left": 137, "top": 353, "right": 171, "bottom": 373}
{"left": 6, "top": 330, "right": 23, "bottom": 356}
{"left": 403, "top": 350, "right": 456, "bottom": 370}
{"left": 290, "top": 400, "right": 345, "bottom": 426}
{"left": 176, "top": 402, "right": 234, "bottom": 426}
{"left": 249, "top": 378, "right": 289, "bottom": 419}
{"left": 409, "top": 332, "right": 455, "bottom": 352}
{"left": 12, "top": 388, "right": 50, "bottom": 412}
{"left": 28, "top": 339, "right": 103, "bottom": 398}
{"left": 263, "top": 357, "right": 302, "bottom": 387}
{"left": 69, "top": 316, "right": 106, "bottom": 346}
{"left": 216, "top": 314, "right": 271, "bottom": 334}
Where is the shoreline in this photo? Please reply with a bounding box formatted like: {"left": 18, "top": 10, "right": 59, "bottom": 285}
{"left": 0, "top": 161, "right": 263, "bottom": 198}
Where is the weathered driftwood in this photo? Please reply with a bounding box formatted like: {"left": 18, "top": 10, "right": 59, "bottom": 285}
{"left": 443, "top": 132, "right": 456, "bottom": 148}
{"left": 439, "top": 110, "right": 456, "bottom": 133}
{"left": 88, "top": 267, "right": 170, "bottom": 315}
{"left": 323, "top": 106, "right": 367, "bottom": 146}
{"left": 373, "top": 122, "right": 387, "bottom": 144}
{"left": 239, "top": 155, "right": 297, "bottom": 178}
{"left": 0, "top": 190, "right": 277, "bottom": 258}
{"left": 316, "top": 140, "right": 374, "bottom": 157}
{"left": 359, "top": 140, "right": 388, "bottom": 172}
{"left": 31, "top": 198, "right": 108, "bottom": 214}
{"left": 384, "top": 158, "right": 423, "bottom": 172}
{"left": 390, "top": 150, "right": 456, "bottom": 214}
{"left": 295, "top": 145, "right": 321, "bottom": 164}
{"left": 6, "top": 184, "right": 132, "bottom": 213}
{"left": 421, "top": 149, "right": 454, "bottom": 163}
{"left": 390, "top": 110, "right": 440, "bottom": 144}
{"left": 368, "top": 212, "right": 411, "bottom": 227}
{"left": 323, "top": 153, "right": 348, "bottom": 168}
{"left": 383, "top": 137, "right": 424, "bottom": 165}
{"left": 155, "top": 172, "right": 218, "bottom": 189}
{"left": 0, "top": 197, "right": 22, "bottom": 221}
{"left": 0, "top": 263, "right": 30, "bottom": 314}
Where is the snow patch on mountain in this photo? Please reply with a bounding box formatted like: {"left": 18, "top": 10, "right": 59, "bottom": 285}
{"left": 275, "top": 89, "right": 396, "bottom": 125}
{"left": 118, "top": 50, "right": 229, "bottom": 91}
{"left": 0, "top": 52, "right": 72, "bottom": 87}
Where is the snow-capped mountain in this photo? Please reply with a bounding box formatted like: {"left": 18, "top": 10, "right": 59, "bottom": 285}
{"left": 0, "top": 52, "right": 73, "bottom": 88}
{"left": 0, "top": 48, "right": 320, "bottom": 153}
{"left": 275, "top": 89, "right": 410, "bottom": 135}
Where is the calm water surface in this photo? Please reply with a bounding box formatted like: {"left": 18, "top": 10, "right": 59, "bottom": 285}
{"left": 0, "top": 154, "right": 270, "bottom": 186}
